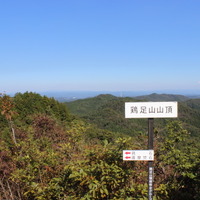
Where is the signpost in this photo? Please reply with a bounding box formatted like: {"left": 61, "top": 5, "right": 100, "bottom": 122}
{"left": 148, "top": 118, "right": 154, "bottom": 200}
{"left": 124, "top": 102, "right": 178, "bottom": 200}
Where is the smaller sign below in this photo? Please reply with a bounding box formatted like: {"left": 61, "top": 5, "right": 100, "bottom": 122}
{"left": 123, "top": 150, "right": 154, "bottom": 161}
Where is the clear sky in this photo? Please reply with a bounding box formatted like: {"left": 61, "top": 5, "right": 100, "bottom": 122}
{"left": 1, "top": 0, "right": 200, "bottom": 94}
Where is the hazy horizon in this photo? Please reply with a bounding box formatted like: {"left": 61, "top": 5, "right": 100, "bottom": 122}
{"left": 6, "top": 89, "right": 200, "bottom": 100}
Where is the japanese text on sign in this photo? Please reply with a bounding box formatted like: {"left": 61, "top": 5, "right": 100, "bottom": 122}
{"left": 148, "top": 167, "right": 154, "bottom": 200}
{"left": 123, "top": 150, "right": 154, "bottom": 161}
{"left": 125, "top": 102, "right": 178, "bottom": 118}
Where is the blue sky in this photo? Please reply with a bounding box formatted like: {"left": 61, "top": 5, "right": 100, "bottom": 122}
{"left": 1, "top": 0, "right": 200, "bottom": 94}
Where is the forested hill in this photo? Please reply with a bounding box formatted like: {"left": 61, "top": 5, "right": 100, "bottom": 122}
{"left": 1, "top": 92, "right": 200, "bottom": 199}
{"left": 65, "top": 93, "right": 200, "bottom": 138}
{"left": 64, "top": 94, "right": 120, "bottom": 117}
{"left": 134, "top": 93, "right": 189, "bottom": 101}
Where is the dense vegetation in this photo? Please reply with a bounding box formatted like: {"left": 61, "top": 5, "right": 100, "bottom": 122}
{"left": 0, "top": 92, "right": 200, "bottom": 199}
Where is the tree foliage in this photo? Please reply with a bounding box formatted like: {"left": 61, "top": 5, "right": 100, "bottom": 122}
{"left": 0, "top": 92, "right": 200, "bottom": 199}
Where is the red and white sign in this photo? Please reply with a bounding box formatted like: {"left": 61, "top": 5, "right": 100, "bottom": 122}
{"left": 123, "top": 150, "right": 154, "bottom": 161}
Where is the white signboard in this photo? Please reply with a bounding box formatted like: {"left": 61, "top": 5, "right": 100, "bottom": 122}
{"left": 123, "top": 150, "right": 154, "bottom": 161}
{"left": 125, "top": 102, "right": 178, "bottom": 118}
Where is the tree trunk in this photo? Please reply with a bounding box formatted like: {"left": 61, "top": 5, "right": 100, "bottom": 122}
{"left": 9, "top": 121, "right": 17, "bottom": 145}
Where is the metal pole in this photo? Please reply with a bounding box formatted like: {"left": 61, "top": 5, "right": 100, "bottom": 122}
{"left": 148, "top": 118, "right": 154, "bottom": 200}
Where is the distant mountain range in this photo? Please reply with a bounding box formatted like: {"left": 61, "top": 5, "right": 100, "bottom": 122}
{"left": 134, "top": 93, "right": 189, "bottom": 102}
{"left": 64, "top": 93, "right": 200, "bottom": 139}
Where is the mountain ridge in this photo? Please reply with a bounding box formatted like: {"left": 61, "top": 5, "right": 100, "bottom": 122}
{"left": 65, "top": 93, "right": 200, "bottom": 138}
{"left": 134, "top": 93, "right": 189, "bottom": 102}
